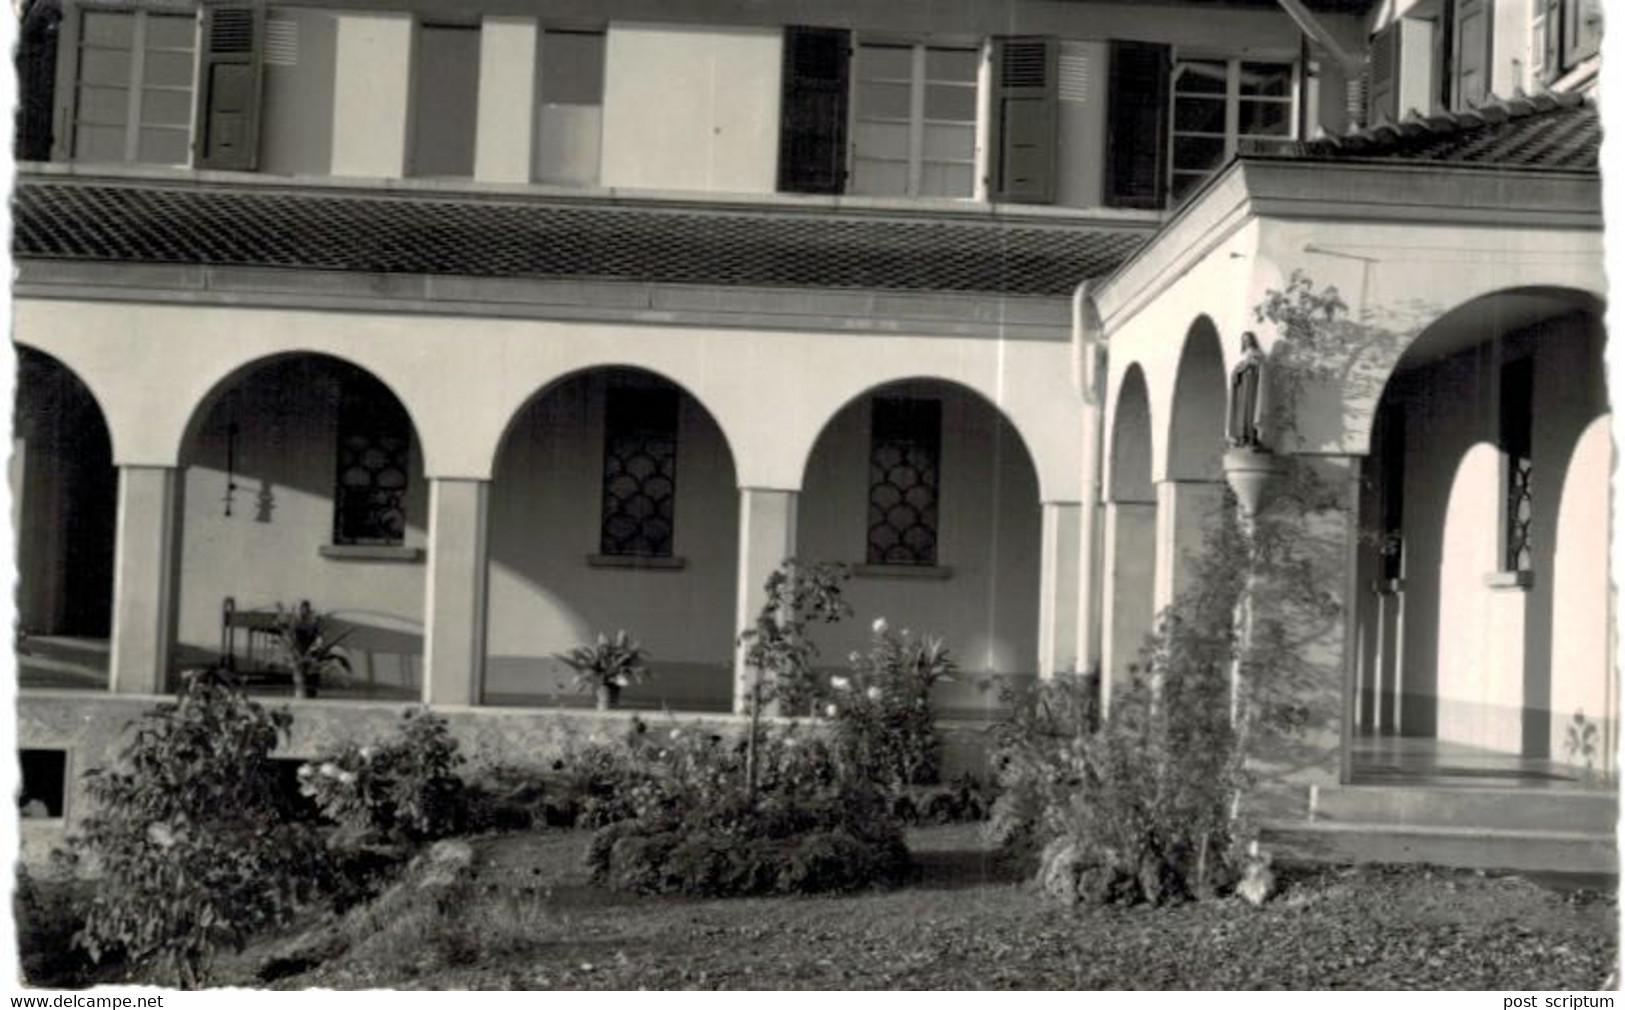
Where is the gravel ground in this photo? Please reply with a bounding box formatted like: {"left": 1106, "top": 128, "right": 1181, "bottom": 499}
{"left": 242, "top": 825, "right": 1617, "bottom": 991}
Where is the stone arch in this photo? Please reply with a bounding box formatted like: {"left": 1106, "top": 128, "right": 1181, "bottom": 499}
{"left": 1100, "top": 363, "right": 1157, "bottom": 702}
{"left": 1166, "top": 316, "right": 1228, "bottom": 482}
{"left": 485, "top": 365, "right": 741, "bottom": 711}
{"left": 796, "top": 376, "right": 1043, "bottom": 692}
{"left": 1108, "top": 364, "right": 1154, "bottom": 504}
{"left": 173, "top": 351, "right": 429, "bottom": 697}
{"left": 13, "top": 346, "right": 118, "bottom": 646}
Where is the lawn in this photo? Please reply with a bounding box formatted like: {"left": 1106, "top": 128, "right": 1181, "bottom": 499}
{"left": 215, "top": 825, "right": 1617, "bottom": 990}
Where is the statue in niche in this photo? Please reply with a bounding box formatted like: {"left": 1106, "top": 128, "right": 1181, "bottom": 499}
{"left": 1226, "top": 331, "right": 1268, "bottom": 449}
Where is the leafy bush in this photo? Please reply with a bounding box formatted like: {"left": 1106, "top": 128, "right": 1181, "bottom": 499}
{"left": 15, "top": 867, "right": 97, "bottom": 986}
{"left": 70, "top": 669, "right": 327, "bottom": 988}
{"left": 582, "top": 725, "right": 912, "bottom": 896}
{"left": 985, "top": 672, "right": 1100, "bottom": 862}
{"left": 826, "top": 619, "right": 955, "bottom": 790}
{"left": 300, "top": 709, "right": 469, "bottom": 848}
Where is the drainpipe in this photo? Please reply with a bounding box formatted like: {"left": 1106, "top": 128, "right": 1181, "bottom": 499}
{"left": 1072, "top": 279, "right": 1107, "bottom": 690}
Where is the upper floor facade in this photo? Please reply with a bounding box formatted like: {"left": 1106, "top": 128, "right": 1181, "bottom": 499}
{"left": 13, "top": 0, "right": 1601, "bottom": 216}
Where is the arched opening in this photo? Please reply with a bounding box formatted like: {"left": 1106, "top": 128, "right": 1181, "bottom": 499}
{"left": 1167, "top": 316, "right": 1228, "bottom": 482}
{"left": 1101, "top": 365, "right": 1156, "bottom": 699}
{"left": 1158, "top": 317, "right": 1232, "bottom": 613}
{"left": 485, "top": 366, "right": 740, "bottom": 711}
{"left": 14, "top": 347, "right": 116, "bottom": 689}
{"left": 796, "top": 378, "right": 1042, "bottom": 718}
{"left": 174, "top": 353, "right": 427, "bottom": 699}
{"left": 1352, "top": 287, "right": 1609, "bottom": 784}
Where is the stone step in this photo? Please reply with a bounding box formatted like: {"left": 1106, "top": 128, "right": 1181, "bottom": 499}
{"left": 1262, "top": 819, "right": 1617, "bottom": 875}
{"left": 1311, "top": 784, "right": 1618, "bottom": 834}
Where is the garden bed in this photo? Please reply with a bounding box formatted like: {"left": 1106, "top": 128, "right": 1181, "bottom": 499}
{"left": 207, "top": 825, "right": 1615, "bottom": 990}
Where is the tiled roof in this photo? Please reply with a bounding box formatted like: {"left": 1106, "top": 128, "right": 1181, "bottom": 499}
{"left": 12, "top": 179, "right": 1150, "bottom": 298}
{"left": 1247, "top": 91, "right": 1598, "bottom": 171}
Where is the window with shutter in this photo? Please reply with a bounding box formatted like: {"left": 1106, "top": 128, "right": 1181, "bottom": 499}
{"left": 16, "top": 0, "right": 63, "bottom": 161}
{"left": 990, "top": 36, "right": 1057, "bottom": 204}
{"left": 850, "top": 42, "right": 977, "bottom": 198}
{"left": 196, "top": 3, "right": 265, "bottom": 170}
{"left": 1451, "top": 0, "right": 1491, "bottom": 109}
{"left": 408, "top": 23, "right": 480, "bottom": 178}
{"left": 58, "top": 4, "right": 198, "bottom": 165}
{"left": 533, "top": 29, "right": 605, "bottom": 186}
{"left": 778, "top": 26, "right": 850, "bottom": 194}
{"left": 1104, "top": 40, "right": 1169, "bottom": 210}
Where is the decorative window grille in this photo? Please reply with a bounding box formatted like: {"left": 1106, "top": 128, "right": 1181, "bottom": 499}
{"left": 600, "top": 388, "right": 679, "bottom": 558}
{"left": 867, "top": 397, "right": 941, "bottom": 566}
{"left": 1500, "top": 357, "right": 1534, "bottom": 573}
{"left": 333, "top": 378, "right": 411, "bottom": 546}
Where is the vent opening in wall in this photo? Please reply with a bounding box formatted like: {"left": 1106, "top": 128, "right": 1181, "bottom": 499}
{"left": 209, "top": 7, "right": 255, "bottom": 54}
{"left": 19, "top": 749, "right": 67, "bottom": 819}
{"left": 264, "top": 18, "right": 297, "bottom": 66}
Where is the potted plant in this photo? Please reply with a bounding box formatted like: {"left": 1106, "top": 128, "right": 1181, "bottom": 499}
{"left": 560, "top": 630, "right": 650, "bottom": 711}
{"left": 269, "top": 600, "right": 352, "bottom": 700}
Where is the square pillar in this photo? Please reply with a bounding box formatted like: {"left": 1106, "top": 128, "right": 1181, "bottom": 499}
{"left": 109, "top": 466, "right": 177, "bottom": 696}
{"left": 423, "top": 478, "right": 490, "bottom": 706}
{"left": 1153, "top": 479, "right": 1227, "bottom": 614}
{"left": 1100, "top": 499, "right": 1157, "bottom": 709}
{"left": 474, "top": 16, "right": 538, "bottom": 184}
{"left": 733, "top": 487, "right": 798, "bottom": 715}
{"left": 1037, "top": 501, "right": 1082, "bottom": 678}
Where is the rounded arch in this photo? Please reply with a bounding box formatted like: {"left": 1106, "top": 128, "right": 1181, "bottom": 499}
{"left": 13, "top": 338, "right": 121, "bottom": 461}
{"left": 1108, "top": 364, "right": 1154, "bottom": 503}
{"left": 1166, "top": 316, "right": 1228, "bottom": 481}
{"left": 179, "top": 348, "right": 424, "bottom": 460}
{"left": 793, "top": 375, "right": 1042, "bottom": 496}
{"left": 1359, "top": 285, "right": 1605, "bottom": 456}
{"left": 14, "top": 345, "right": 118, "bottom": 640}
{"left": 490, "top": 362, "right": 740, "bottom": 482}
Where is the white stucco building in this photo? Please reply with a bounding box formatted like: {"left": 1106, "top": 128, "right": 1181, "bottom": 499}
{"left": 11, "top": 0, "right": 1613, "bottom": 869}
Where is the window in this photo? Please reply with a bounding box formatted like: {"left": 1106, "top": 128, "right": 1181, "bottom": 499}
{"left": 1535, "top": 0, "right": 1601, "bottom": 85}
{"left": 1169, "top": 58, "right": 1294, "bottom": 203}
{"left": 333, "top": 377, "right": 412, "bottom": 547}
{"left": 600, "top": 388, "right": 679, "bottom": 558}
{"left": 408, "top": 23, "right": 480, "bottom": 177}
{"left": 533, "top": 29, "right": 604, "bottom": 185}
{"left": 65, "top": 7, "right": 197, "bottom": 165}
{"left": 868, "top": 398, "right": 941, "bottom": 566}
{"left": 1105, "top": 40, "right": 1171, "bottom": 209}
{"left": 850, "top": 42, "right": 978, "bottom": 198}
{"left": 1500, "top": 357, "right": 1534, "bottom": 574}
{"left": 19, "top": 749, "right": 67, "bottom": 819}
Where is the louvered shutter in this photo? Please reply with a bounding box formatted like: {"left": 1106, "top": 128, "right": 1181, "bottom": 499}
{"left": 1104, "top": 40, "right": 1169, "bottom": 210}
{"left": 195, "top": 2, "right": 264, "bottom": 170}
{"left": 990, "top": 36, "right": 1057, "bottom": 204}
{"left": 1367, "top": 22, "right": 1400, "bottom": 125}
{"left": 1451, "top": 0, "right": 1490, "bottom": 110}
{"left": 778, "top": 26, "right": 850, "bottom": 194}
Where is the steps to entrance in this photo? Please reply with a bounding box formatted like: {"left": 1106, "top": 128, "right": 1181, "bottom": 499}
{"left": 1262, "top": 784, "right": 1619, "bottom": 875}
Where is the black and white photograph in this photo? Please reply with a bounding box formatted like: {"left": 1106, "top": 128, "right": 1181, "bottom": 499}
{"left": 2, "top": 0, "right": 1619, "bottom": 993}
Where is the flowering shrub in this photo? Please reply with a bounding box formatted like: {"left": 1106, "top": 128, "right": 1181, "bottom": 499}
{"left": 300, "top": 709, "right": 468, "bottom": 848}
{"left": 582, "top": 724, "right": 911, "bottom": 896}
{"left": 70, "top": 669, "right": 326, "bottom": 988}
{"left": 825, "top": 619, "right": 955, "bottom": 790}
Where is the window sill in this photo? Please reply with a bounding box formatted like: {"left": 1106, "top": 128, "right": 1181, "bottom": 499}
{"left": 587, "top": 554, "right": 688, "bottom": 571}
{"left": 1484, "top": 570, "right": 1535, "bottom": 591}
{"left": 319, "top": 544, "right": 424, "bottom": 563}
{"left": 852, "top": 563, "right": 953, "bottom": 580}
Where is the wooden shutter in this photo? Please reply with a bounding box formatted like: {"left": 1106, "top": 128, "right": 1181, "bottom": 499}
{"left": 1564, "top": 0, "right": 1602, "bottom": 67}
{"left": 778, "top": 26, "right": 850, "bottom": 194}
{"left": 1451, "top": 0, "right": 1491, "bottom": 110}
{"left": 194, "top": 2, "right": 264, "bottom": 170}
{"left": 16, "top": 0, "right": 62, "bottom": 161}
{"left": 1104, "top": 40, "right": 1169, "bottom": 210}
{"left": 990, "top": 36, "right": 1057, "bottom": 204}
{"left": 1367, "top": 22, "right": 1400, "bottom": 125}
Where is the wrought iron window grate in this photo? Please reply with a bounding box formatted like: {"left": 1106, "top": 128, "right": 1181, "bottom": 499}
{"left": 1500, "top": 356, "right": 1535, "bottom": 573}
{"left": 601, "top": 387, "right": 679, "bottom": 557}
{"left": 334, "top": 378, "right": 411, "bottom": 546}
{"left": 868, "top": 397, "right": 941, "bottom": 565}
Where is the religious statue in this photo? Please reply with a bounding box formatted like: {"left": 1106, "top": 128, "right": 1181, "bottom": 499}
{"left": 1226, "top": 331, "right": 1267, "bottom": 449}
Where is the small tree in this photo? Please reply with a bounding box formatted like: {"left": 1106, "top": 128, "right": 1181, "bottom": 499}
{"left": 72, "top": 669, "right": 325, "bottom": 988}
{"left": 736, "top": 559, "right": 851, "bottom": 795}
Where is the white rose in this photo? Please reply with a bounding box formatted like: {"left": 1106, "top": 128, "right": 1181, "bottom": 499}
{"left": 825, "top": 703, "right": 839, "bottom": 718}
{"left": 337, "top": 771, "right": 357, "bottom": 785}
{"left": 830, "top": 676, "right": 851, "bottom": 691}
{"left": 358, "top": 746, "right": 375, "bottom": 761}
{"left": 296, "top": 764, "right": 312, "bottom": 779}
{"left": 866, "top": 686, "right": 883, "bottom": 702}
{"left": 871, "top": 617, "right": 889, "bottom": 635}
{"left": 320, "top": 762, "right": 339, "bottom": 778}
